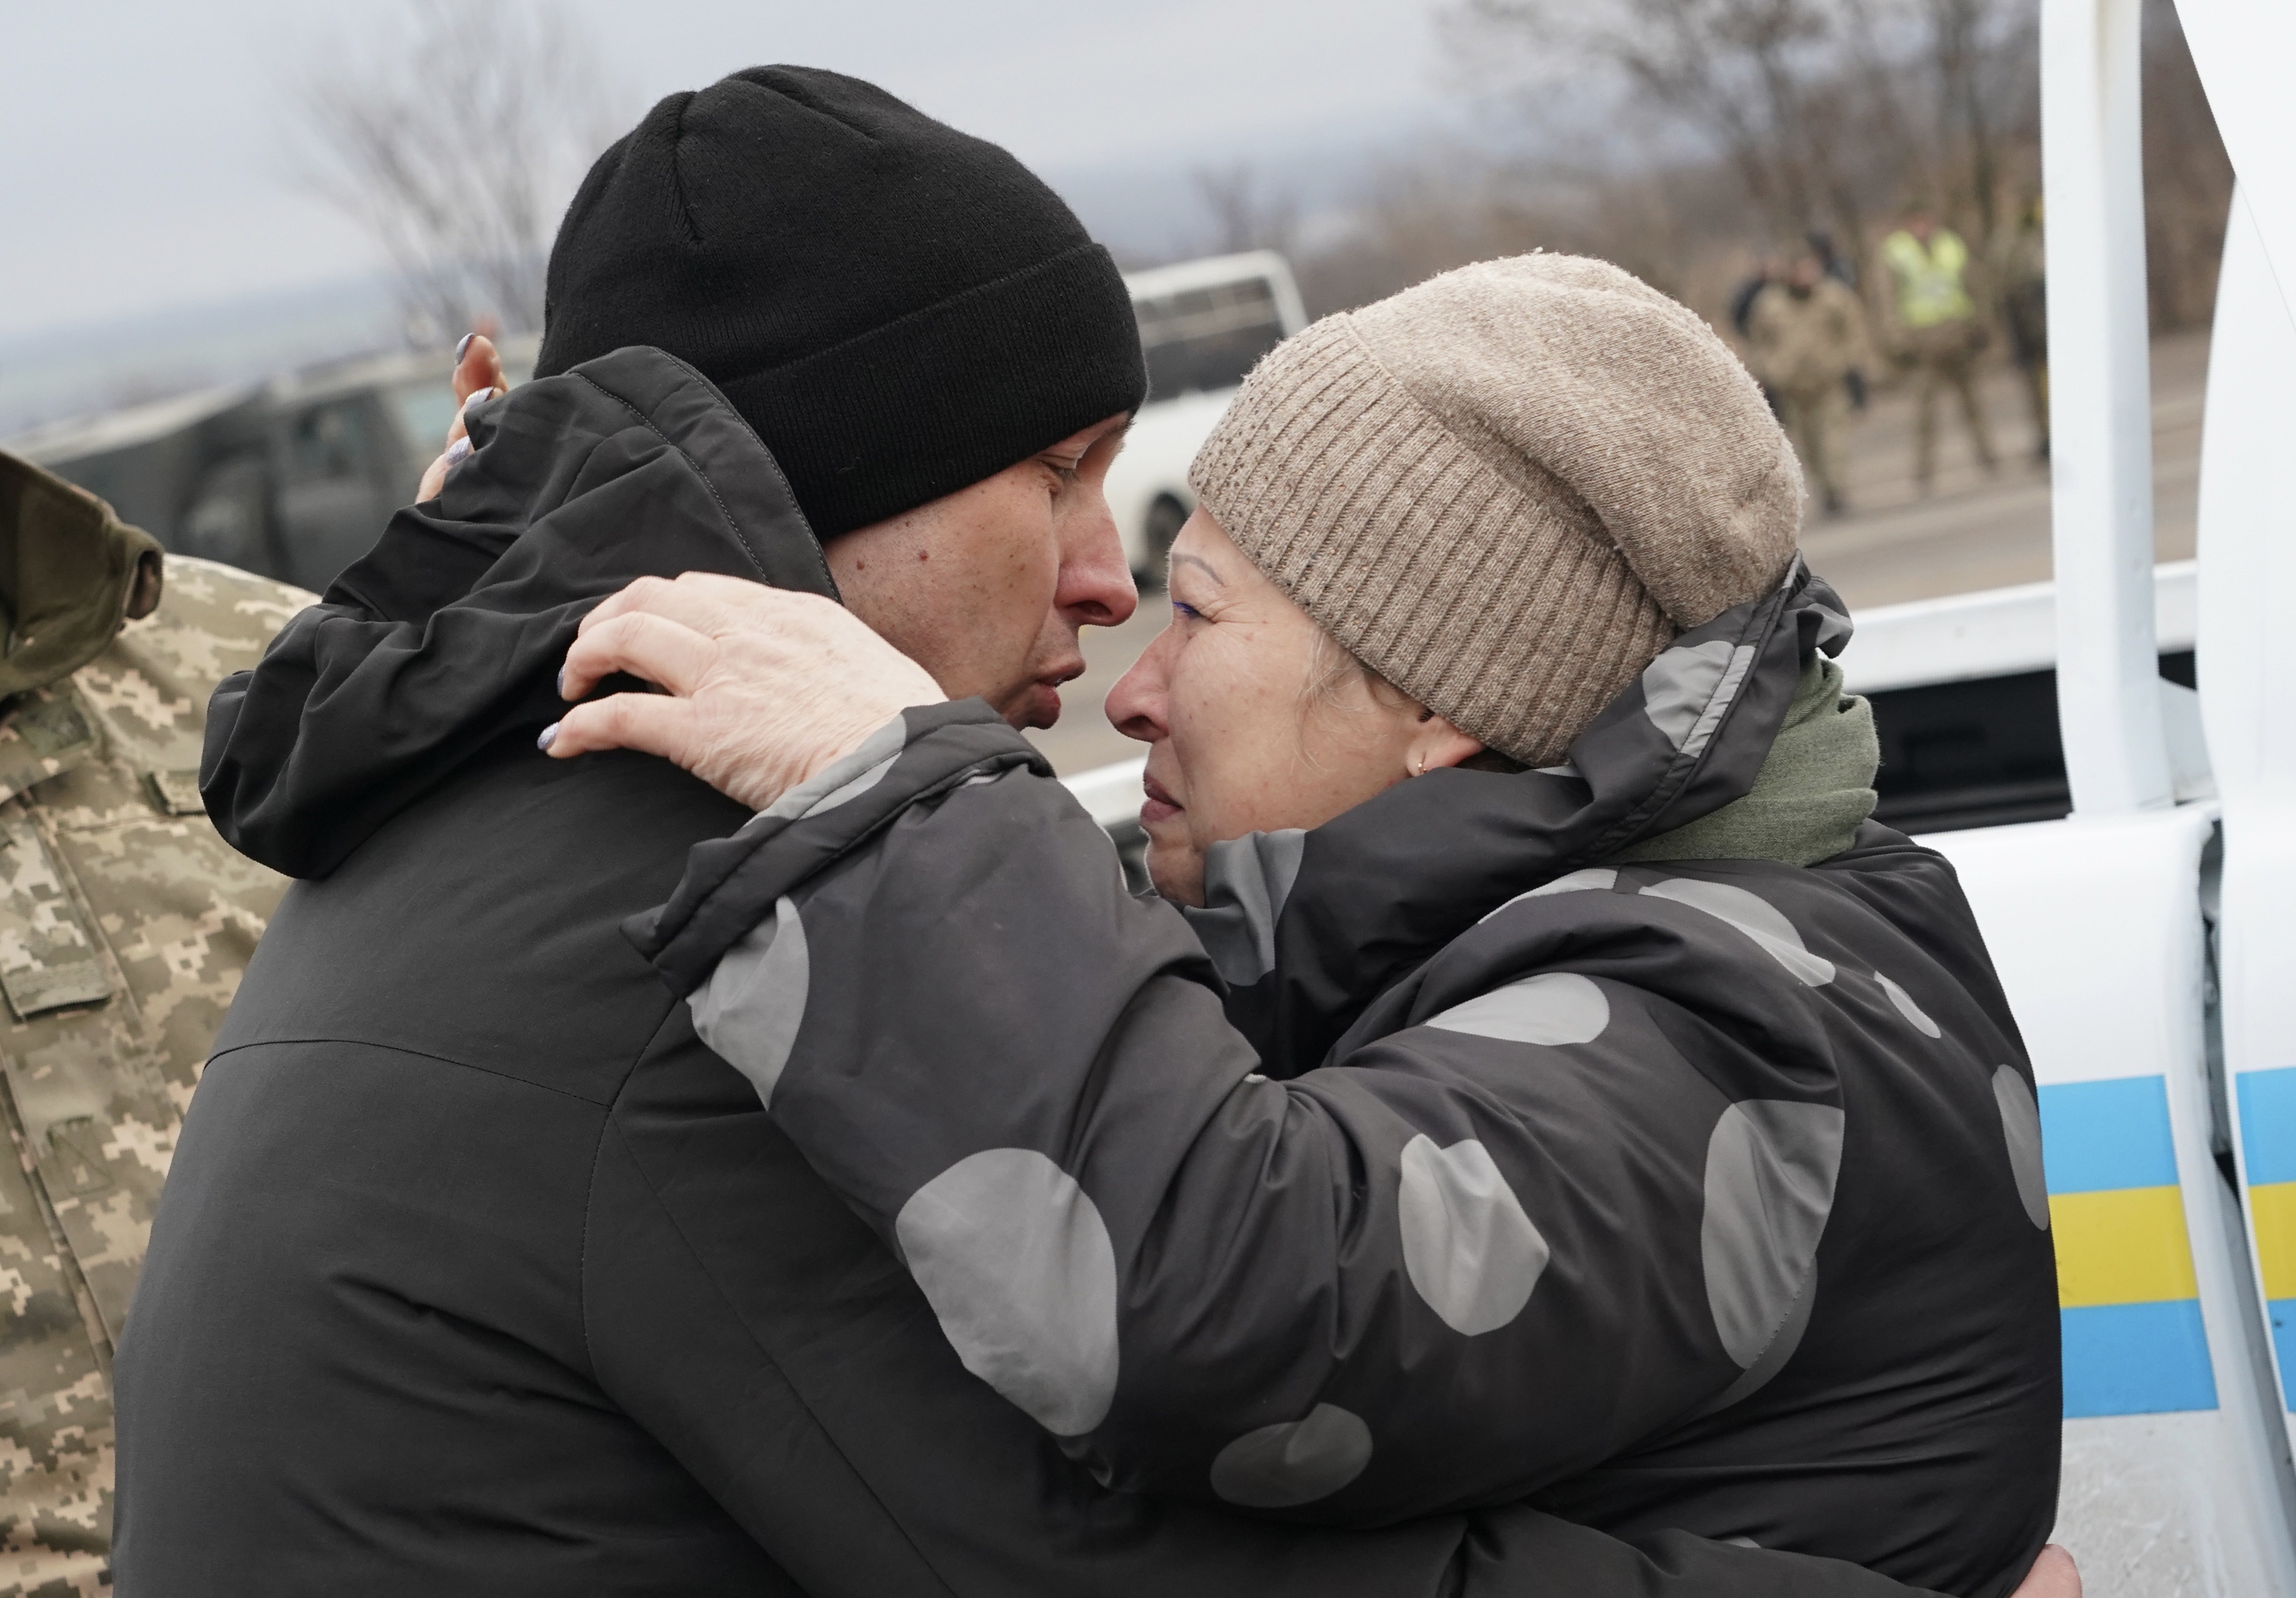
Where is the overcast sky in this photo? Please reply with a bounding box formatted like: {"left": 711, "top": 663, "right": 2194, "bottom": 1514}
{"left": 3, "top": 0, "right": 1447, "bottom": 342}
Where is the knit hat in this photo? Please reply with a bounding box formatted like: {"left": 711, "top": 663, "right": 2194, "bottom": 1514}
{"left": 536, "top": 67, "right": 1146, "bottom": 538}
{"left": 1189, "top": 254, "right": 1803, "bottom": 765}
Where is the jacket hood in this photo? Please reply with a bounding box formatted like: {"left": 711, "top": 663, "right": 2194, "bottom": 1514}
{"left": 200, "top": 345, "right": 835, "bottom": 879}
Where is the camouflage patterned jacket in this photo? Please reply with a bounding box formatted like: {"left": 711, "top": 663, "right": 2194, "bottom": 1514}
{"left": 0, "top": 451, "right": 309, "bottom": 1596}
{"left": 1746, "top": 278, "right": 1875, "bottom": 396}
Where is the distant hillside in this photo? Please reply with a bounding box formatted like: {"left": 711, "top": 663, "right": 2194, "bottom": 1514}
{"left": 0, "top": 274, "right": 404, "bottom": 438}
{"left": 0, "top": 107, "right": 1461, "bottom": 442}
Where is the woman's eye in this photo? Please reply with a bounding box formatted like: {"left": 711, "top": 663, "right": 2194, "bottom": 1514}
{"left": 1172, "top": 601, "right": 1202, "bottom": 621}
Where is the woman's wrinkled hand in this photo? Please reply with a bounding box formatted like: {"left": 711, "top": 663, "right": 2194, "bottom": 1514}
{"left": 415, "top": 334, "right": 510, "bottom": 502}
{"left": 545, "top": 572, "right": 947, "bottom": 812}
{"left": 2009, "top": 1545, "right": 2080, "bottom": 1598}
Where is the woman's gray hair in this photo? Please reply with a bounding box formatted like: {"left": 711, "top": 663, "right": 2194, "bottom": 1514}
{"left": 1300, "top": 628, "right": 1386, "bottom": 709}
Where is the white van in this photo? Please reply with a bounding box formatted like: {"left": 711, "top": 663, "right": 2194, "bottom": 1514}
{"left": 1106, "top": 250, "right": 1308, "bottom": 582}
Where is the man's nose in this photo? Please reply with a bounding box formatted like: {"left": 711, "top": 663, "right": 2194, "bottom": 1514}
{"left": 1057, "top": 486, "right": 1138, "bottom": 630}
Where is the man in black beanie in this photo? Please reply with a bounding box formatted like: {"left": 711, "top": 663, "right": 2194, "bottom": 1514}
{"left": 541, "top": 68, "right": 1144, "bottom": 543}
{"left": 114, "top": 68, "right": 1980, "bottom": 1598}
{"left": 531, "top": 66, "right": 1147, "bottom": 740}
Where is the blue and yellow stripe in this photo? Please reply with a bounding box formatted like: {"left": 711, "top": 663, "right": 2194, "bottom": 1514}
{"left": 2041, "top": 1075, "right": 2217, "bottom": 1416}
{"left": 2235, "top": 1066, "right": 2296, "bottom": 1404}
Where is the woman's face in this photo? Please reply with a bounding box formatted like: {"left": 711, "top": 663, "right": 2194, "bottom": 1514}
{"left": 1105, "top": 509, "right": 1482, "bottom": 906}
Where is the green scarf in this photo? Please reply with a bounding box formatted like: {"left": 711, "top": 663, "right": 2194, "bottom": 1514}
{"left": 1610, "top": 655, "right": 1879, "bottom": 868}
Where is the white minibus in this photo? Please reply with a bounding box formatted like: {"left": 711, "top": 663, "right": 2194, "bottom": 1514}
{"left": 1106, "top": 250, "right": 1308, "bottom": 582}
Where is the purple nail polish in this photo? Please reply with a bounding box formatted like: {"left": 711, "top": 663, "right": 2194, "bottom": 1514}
{"left": 537, "top": 722, "right": 559, "bottom": 752}
{"left": 462, "top": 386, "right": 496, "bottom": 416}
{"left": 455, "top": 332, "right": 474, "bottom": 362}
{"left": 443, "top": 437, "right": 471, "bottom": 465}
{"left": 555, "top": 667, "right": 566, "bottom": 697}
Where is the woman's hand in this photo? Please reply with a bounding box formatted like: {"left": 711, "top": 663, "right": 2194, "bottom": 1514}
{"left": 545, "top": 572, "right": 946, "bottom": 811}
{"left": 2010, "top": 1545, "right": 2080, "bottom": 1598}
{"left": 414, "top": 334, "right": 510, "bottom": 501}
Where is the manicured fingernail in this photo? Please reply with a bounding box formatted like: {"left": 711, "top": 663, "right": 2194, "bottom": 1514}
{"left": 555, "top": 666, "right": 566, "bottom": 697}
{"left": 455, "top": 332, "right": 474, "bottom": 362}
{"left": 537, "top": 722, "right": 559, "bottom": 752}
{"left": 462, "top": 386, "right": 498, "bottom": 415}
{"left": 443, "top": 436, "right": 471, "bottom": 465}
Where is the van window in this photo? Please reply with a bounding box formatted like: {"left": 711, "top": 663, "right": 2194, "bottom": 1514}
{"left": 1134, "top": 275, "right": 1286, "bottom": 400}
{"left": 282, "top": 401, "right": 375, "bottom": 485}
{"left": 388, "top": 381, "right": 460, "bottom": 461}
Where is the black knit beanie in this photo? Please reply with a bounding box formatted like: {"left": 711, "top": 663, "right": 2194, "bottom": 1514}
{"left": 535, "top": 67, "right": 1146, "bottom": 538}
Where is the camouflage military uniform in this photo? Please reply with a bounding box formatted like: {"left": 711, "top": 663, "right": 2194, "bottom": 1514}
{"left": 1879, "top": 226, "right": 1999, "bottom": 488}
{"left": 0, "top": 451, "right": 309, "bottom": 1595}
{"left": 1746, "top": 277, "right": 1874, "bottom": 515}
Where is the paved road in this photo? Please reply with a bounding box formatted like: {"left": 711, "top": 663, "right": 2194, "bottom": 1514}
{"left": 1029, "top": 331, "right": 2211, "bottom": 776}
{"left": 1800, "top": 329, "right": 2205, "bottom": 609}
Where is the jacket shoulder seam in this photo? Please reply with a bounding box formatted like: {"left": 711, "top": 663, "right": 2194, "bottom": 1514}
{"left": 203, "top": 1036, "right": 619, "bottom": 1109}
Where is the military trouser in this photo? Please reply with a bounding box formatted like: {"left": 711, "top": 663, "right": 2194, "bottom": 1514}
{"left": 1905, "top": 321, "right": 1997, "bottom": 487}
{"left": 1776, "top": 384, "right": 1849, "bottom": 513}
{"left": 2003, "top": 283, "right": 2049, "bottom": 457}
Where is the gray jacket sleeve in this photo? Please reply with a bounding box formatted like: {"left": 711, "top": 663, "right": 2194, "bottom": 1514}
{"left": 664, "top": 713, "right": 1835, "bottom": 1527}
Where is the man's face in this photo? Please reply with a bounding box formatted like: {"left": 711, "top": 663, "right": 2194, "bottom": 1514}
{"left": 1787, "top": 255, "right": 1822, "bottom": 291}
{"left": 824, "top": 415, "right": 1135, "bottom": 729}
{"left": 1906, "top": 211, "right": 1935, "bottom": 243}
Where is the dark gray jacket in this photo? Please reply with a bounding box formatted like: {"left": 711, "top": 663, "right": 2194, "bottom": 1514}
{"left": 634, "top": 562, "right": 2061, "bottom": 1597}
{"left": 113, "top": 346, "right": 1960, "bottom": 1597}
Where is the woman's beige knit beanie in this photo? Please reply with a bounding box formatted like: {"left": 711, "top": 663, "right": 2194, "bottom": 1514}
{"left": 1188, "top": 253, "right": 1804, "bottom": 766}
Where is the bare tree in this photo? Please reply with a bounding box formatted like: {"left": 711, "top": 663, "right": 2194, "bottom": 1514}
{"left": 1455, "top": 0, "right": 1847, "bottom": 233}
{"left": 1858, "top": 0, "right": 2040, "bottom": 244}
{"left": 1447, "top": 0, "right": 2037, "bottom": 277}
{"left": 290, "top": 0, "right": 624, "bottom": 343}
{"left": 1190, "top": 163, "right": 1300, "bottom": 257}
{"left": 2139, "top": 0, "right": 2234, "bottom": 329}
{"left": 1277, "top": 0, "right": 2217, "bottom": 336}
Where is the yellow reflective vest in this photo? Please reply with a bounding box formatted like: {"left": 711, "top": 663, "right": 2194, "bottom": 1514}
{"left": 1882, "top": 227, "right": 1977, "bottom": 328}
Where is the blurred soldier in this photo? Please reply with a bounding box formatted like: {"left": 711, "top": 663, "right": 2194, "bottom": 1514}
{"left": 1726, "top": 255, "right": 1783, "bottom": 418}
{"left": 1747, "top": 247, "right": 1875, "bottom": 516}
{"left": 1805, "top": 228, "right": 1870, "bottom": 410}
{"left": 1998, "top": 197, "right": 2050, "bottom": 461}
{"left": 0, "top": 449, "right": 309, "bottom": 1594}
{"left": 1881, "top": 204, "right": 1998, "bottom": 492}
{"left": 1806, "top": 227, "right": 1857, "bottom": 288}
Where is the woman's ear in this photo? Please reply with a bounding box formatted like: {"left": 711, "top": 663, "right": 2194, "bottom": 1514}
{"left": 1405, "top": 713, "right": 1488, "bottom": 777}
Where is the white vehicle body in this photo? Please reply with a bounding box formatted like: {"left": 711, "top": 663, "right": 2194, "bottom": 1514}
{"left": 1065, "top": 3, "right": 2296, "bottom": 1589}
{"left": 1105, "top": 250, "right": 1308, "bottom": 580}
